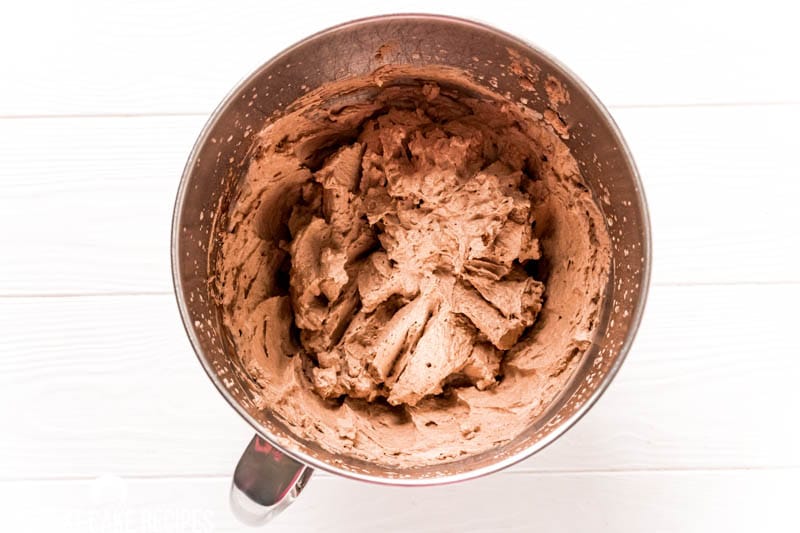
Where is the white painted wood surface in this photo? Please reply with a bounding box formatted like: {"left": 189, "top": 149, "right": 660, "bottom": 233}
{"left": 1, "top": 1, "right": 799, "bottom": 531}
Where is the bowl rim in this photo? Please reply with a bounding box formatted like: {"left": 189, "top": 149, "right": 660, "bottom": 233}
{"left": 171, "top": 12, "right": 652, "bottom": 486}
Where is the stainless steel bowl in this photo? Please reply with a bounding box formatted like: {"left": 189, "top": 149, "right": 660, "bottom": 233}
{"left": 172, "top": 13, "right": 650, "bottom": 524}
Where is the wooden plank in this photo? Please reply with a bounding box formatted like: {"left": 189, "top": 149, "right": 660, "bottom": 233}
{"left": 1, "top": 1, "right": 798, "bottom": 116}
{"left": 1, "top": 105, "right": 799, "bottom": 296}
{"left": 1, "top": 284, "right": 797, "bottom": 480}
{"left": 0, "top": 115, "right": 205, "bottom": 296}
{"left": 612, "top": 104, "right": 800, "bottom": 286}
{"left": 3, "top": 469, "right": 799, "bottom": 532}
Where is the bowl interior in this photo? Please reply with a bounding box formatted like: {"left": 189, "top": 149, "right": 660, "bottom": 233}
{"left": 172, "top": 14, "right": 649, "bottom": 483}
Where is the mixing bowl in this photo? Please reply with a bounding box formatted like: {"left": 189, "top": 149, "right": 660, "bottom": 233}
{"left": 172, "top": 13, "right": 650, "bottom": 524}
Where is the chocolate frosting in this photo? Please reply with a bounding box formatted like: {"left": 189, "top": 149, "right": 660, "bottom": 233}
{"left": 215, "top": 65, "right": 610, "bottom": 467}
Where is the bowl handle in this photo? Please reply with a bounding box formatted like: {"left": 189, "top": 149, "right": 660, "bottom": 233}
{"left": 230, "top": 434, "right": 313, "bottom": 525}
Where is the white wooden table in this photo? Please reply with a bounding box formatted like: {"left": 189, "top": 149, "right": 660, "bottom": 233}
{"left": 2, "top": 1, "right": 799, "bottom": 531}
